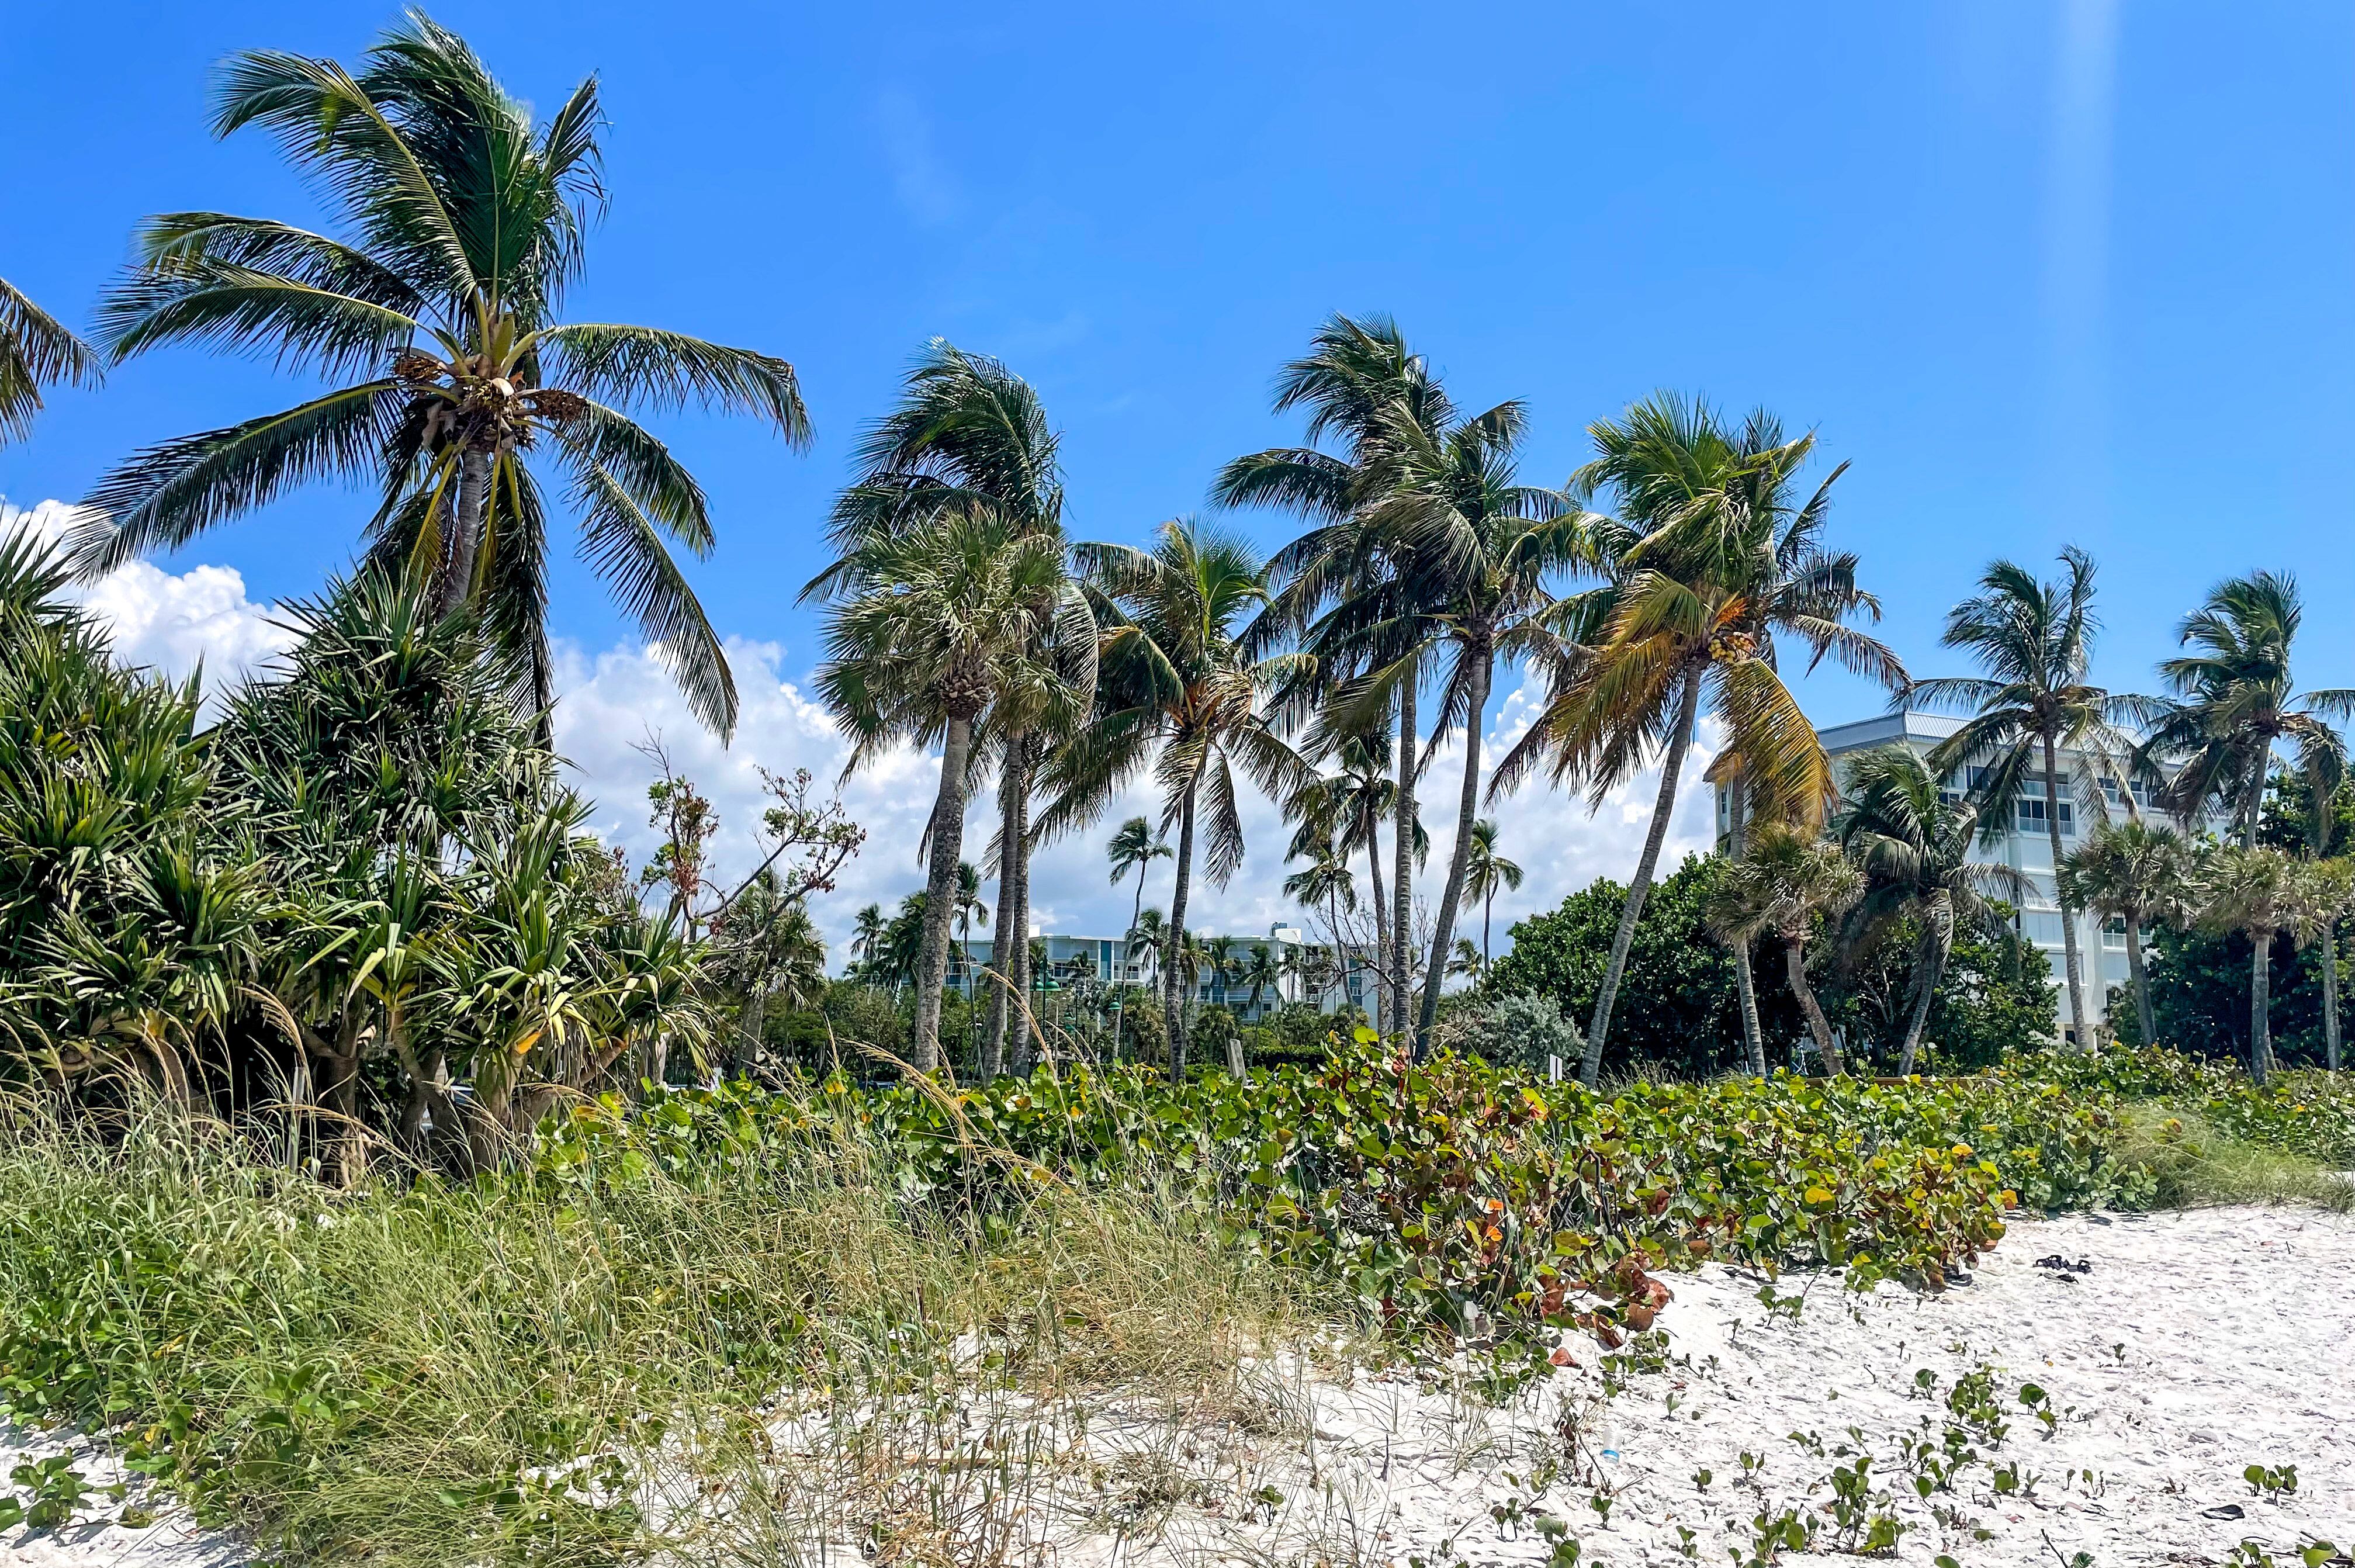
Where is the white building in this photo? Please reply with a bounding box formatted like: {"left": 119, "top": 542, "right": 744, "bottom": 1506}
{"left": 1712, "top": 711, "right": 2197, "bottom": 1044}
{"left": 950, "top": 922, "right": 1373, "bottom": 1022}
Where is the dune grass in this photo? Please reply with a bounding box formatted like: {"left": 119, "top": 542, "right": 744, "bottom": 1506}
{"left": 2104, "top": 1103, "right": 2355, "bottom": 1212}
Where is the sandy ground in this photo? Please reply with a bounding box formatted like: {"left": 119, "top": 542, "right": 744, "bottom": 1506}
{"left": 6, "top": 1204, "right": 2351, "bottom": 1567}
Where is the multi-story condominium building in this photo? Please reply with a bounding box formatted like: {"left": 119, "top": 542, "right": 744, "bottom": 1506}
{"left": 1712, "top": 710, "right": 2198, "bottom": 1045}
{"left": 949, "top": 922, "right": 1374, "bottom": 1022}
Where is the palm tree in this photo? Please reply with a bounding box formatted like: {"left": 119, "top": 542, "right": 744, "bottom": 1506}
{"left": 1837, "top": 746, "right": 2038, "bottom": 1072}
{"left": 1205, "top": 935, "right": 1239, "bottom": 1007}
{"left": 813, "top": 512, "right": 1093, "bottom": 1070}
{"left": 711, "top": 869, "right": 826, "bottom": 1062}
{"left": 1283, "top": 728, "right": 1409, "bottom": 1024}
{"left": 1126, "top": 906, "right": 1168, "bottom": 995}
{"left": 1238, "top": 942, "right": 1280, "bottom": 1019}
{"left": 1705, "top": 822, "right": 1864, "bottom": 1075}
{"left": 1107, "top": 815, "right": 1173, "bottom": 946}
{"left": 2135, "top": 572, "right": 2354, "bottom": 1059}
{"left": 2056, "top": 819, "right": 2194, "bottom": 1050}
{"left": 812, "top": 341, "right": 1071, "bottom": 1075}
{"left": 1496, "top": 395, "right": 1903, "bottom": 1087}
{"left": 1915, "top": 548, "right": 2143, "bottom": 1053}
{"left": 953, "top": 858, "right": 989, "bottom": 1039}
{"left": 1040, "top": 520, "right": 1310, "bottom": 1077}
{"left": 73, "top": 18, "right": 806, "bottom": 731}
{"left": 0, "top": 278, "right": 100, "bottom": 444}
{"left": 1314, "top": 392, "right": 1585, "bottom": 1051}
{"left": 1462, "top": 819, "right": 1523, "bottom": 971}
{"left": 1217, "top": 313, "right": 1456, "bottom": 1041}
{"left": 849, "top": 902, "right": 886, "bottom": 981}
{"left": 2197, "top": 845, "right": 2333, "bottom": 1085}
{"left": 1446, "top": 936, "right": 1484, "bottom": 984}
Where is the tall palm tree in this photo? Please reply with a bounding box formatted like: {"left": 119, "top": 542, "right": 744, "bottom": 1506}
{"left": 811, "top": 341, "right": 1070, "bottom": 1076}
{"left": 0, "top": 278, "right": 101, "bottom": 444}
{"left": 1107, "top": 815, "right": 1173, "bottom": 945}
{"left": 1125, "top": 906, "right": 1168, "bottom": 998}
{"left": 1916, "top": 548, "right": 2143, "bottom": 1053}
{"left": 1039, "top": 520, "right": 1310, "bottom": 1077}
{"left": 1204, "top": 934, "right": 1239, "bottom": 1008}
{"left": 1238, "top": 941, "right": 1281, "bottom": 1019}
{"left": 1320, "top": 393, "right": 1585, "bottom": 1050}
{"left": 1216, "top": 313, "right": 1456, "bottom": 1042}
{"left": 2197, "top": 845, "right": 2332, "bottom": 1085}
{"left": 953, "top": 858, "right": 989, "bottom": 1028}
{"left": 74, "top": 18, "right": 806, "bottom": 731}
{"left": 1462, "top": 818, "right": 1523, "bottom": 972}
{"left": 813, "top": 512, "right": 1093, "bottom": 1070}
{"left": 849, "top": 902, "right": 886, "bottom": 981}
{"left": 1705, "top": 822, "right": 1864, "bottom": 1075}
{"left": 2135, "top": 572, "right": 2354, "bottom": 1060}
{"left": 1496, "top": 395, "right": 1903, "bottom": 1087}
{"left": 1282, "top": 728, "right": 1410, "bottom": 1023}
{"left": 2136, "top": 572, "right": 2353, "bottom": 849}
{"left": 2056, "top": 818, "right": 2194, "bottom": 1050}
{"left": 1837, "top": 746, "right": 2038, "bottom": 1072}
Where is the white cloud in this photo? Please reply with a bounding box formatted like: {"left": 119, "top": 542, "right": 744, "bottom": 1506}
{"left": 2, "top": 497, "right": 1719, "bottom": 968}
{"left": 2, "top": 499, "right": 296, "bottom": 702}
{"left": 874, "top": 88, "right": 962, "bottom": 226}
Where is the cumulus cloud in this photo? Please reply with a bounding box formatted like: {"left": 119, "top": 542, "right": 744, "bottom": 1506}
{"left": 2, "top": 500, "right": 296, "bottom": 700}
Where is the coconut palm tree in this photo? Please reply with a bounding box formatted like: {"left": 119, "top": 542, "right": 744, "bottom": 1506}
{"left": 1837, "top": 746, "right": 2039, "bottom": 1072}
{"left": 1107, "top": 815, "right": 1173, "bottom": 945}
{"left": 813, "top": 511, "right": 1093, "bottom": 1070}
{"left": 73, "top": 17, "right": 806, "bottom": 732}
{"left": 953, "top": 858, "right": 989, "bottom": 1045}
{"left": 0, "top": 278, "right": 100, "bottom": 444}
{"left": 1205, "top": 935, "right": 1239, "bottom": 1008}
{"left": 1215, "top": 313, "right": 1456, "bottom": 1041}
{"left": 2135, "top": 572, "right": 2354, "bottom": 849}
{"left": 2196, "top": 844, "right": 2333, "bottom": 1084}
{"left": 1495, "top": 395, "right": 1903, "bottom": 1087}
{"left": 2056, "top": 818, "right": 2194, "bottom": 1050}
{"left": 1445, "top": 936, "right": 1484, "bottom": 983}
{"left": 812, "top": 341, "right": 1070, "bottom": 1073}
{"left": 711, "top": 868, "right": 826, "bottom": 1063}
{"left": 1705, "top": 822, "right": 1864, "bottom": 1075}
{"left": 1238, "top": 941, "right": 1281, "bottom": 1019}
{"left": 1313, "top": 393, "right": 1585, "bottom": 1050}
{"left": 849, "top": 902, "right": 886, "bottom": 981}
{"left": 1125, "top": 906, "right": 1168, "bottom": 995}
{"left": 1916, "top": 549, "right": 2147, "bottom": 1053}
{"left": 1039, "top": 520, "right": 1311, "bottom": 1077}
{"left": 1282, "top": 728, "right": 1412, "bottom": 1023}
{"left": 1462, "top": 818, "right": 1523, "bottom": 972}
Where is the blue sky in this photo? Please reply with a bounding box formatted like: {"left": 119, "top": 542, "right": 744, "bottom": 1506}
{"left": 5, "top": 1, "right": 2353, "bottom": 946}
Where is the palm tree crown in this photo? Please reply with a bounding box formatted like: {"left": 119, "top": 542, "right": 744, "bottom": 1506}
{"left": 1705, "top": 821, "right": 1864, "bottom": 1075}
{"left": 0, "top": 278, "right": 101, "bottom": 444}
{"left": 72, "top": 15, "right": 807, "bottom": 733}
{"left": 2057, "top": 818, "right": 2193, "bottom": 1050}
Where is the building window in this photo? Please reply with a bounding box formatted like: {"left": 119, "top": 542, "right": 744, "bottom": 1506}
{"left": 2102, "top": 917, "right": 2128, "bottom": 950}
{"left": 2015, "top": 796, "right": 2075, "bottom": 836}
{"left": 2021, "top": 909, "right": 2065, "bottom": 946}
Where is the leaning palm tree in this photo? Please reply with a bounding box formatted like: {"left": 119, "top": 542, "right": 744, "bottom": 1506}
{"left": 1217, "top": 313, "right": 1457, "bottom": 1041}
{"left": 1107, "top": 815, "right": 1173, "bottom": 944}
{"left": 1495, "top": 394, "right": 1903, "bottom": 1087}
{"left": 811, "top": 341, "right": 1068, "bottom": 1076}
{"left": 0, "top": 278, "right": 101, "bottom": 444}
{"left": 1039, "top": 520, "right": 1311, "bottom": 1077}
{"left": 2197, "top": 844, "right": 2332, "bottom": 1085}
{"left": 813, "top": 511, "right": 1093, "bottom": 1070}
{"left": 2056, "top": 818, "right": 2194, "bottom": 1049}
{"left": 72, "top": 18, "right": 806, "bottom": 732}
{"left": 1837, "top": 746, "right": 2038, "bottom": 1071}
{"left": 1914, "top": 548, "right": 2143, "bottom": 1053}
{"left": 1705, "top": 822, "right": 1864, "bottom": 1075}
{"left": 1323, "top": 393, "right": 1585, "bottom": 1050}
{"left": 1462, "top": 818, "right": 1523, "bottom": 972}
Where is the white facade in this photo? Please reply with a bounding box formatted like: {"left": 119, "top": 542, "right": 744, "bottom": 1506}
{"left": 1712, "top": 711, "right": 2194, "bottom": 1044}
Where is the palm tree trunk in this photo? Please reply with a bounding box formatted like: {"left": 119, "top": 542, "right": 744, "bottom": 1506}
{"left": 1164, "top": 766, "right": 1204, "bottom": 1081}
{"left": 2250, "top": 928, "right": 2274, "bottom": 1085}
{"left": 1483, "top": 892, "right": 1494, "bottom": 972}
{"left": 1579, "top": 665, "right": 1701, "bottom": 1088}
{"left": 1787, "top": 939, "right": 1846, "bottom": 1076}
{"left": 1896, "top": 927, "right": 1949, "bottom": 1075}
{"left": 1730, "top": 944, "right": 1767, "bottom": 1077}
{"left": 911, "top": 714, "right": 975, "bottom": 1073}
{"left": 1417, "top": 647, "right": 1491, "bottom": 1054}
{"left": 437, "top": 446, "right": 494, "bottom": 617}
{"left": 1391, "top": 679, "right": 1417, "bottom": 1041}
{"left": 2125, "top": 916, "right": 2155, "bottom": 1047}
{"left": 1726, "top": 774, "right": 1768, "bottom": 1078}
{"left": 1006, "top": 752, "right": 1035, "bottom": 1074}
{"left": 982, "top": 739, "right": 1026, "bottom": 1078}
{"left": 2324, "top": 922, "right": 2343, "bottom": 1071}
{"left": 1363, "top": 815, "right": 1388, "bottom": 1028}
{"left": 2042, "top": 733, "right": 2094, "bottom": 1052}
